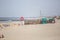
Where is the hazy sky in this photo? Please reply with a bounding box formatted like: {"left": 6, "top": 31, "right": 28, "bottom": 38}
{"left": 0, "top": 0, "right": 60, "bottom": 17}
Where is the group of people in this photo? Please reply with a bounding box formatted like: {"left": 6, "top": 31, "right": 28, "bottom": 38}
{"left": 20, "top": 16, "right": 56, "bottom": 24}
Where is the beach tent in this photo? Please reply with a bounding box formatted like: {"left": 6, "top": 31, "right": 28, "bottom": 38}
{"left": 41, "top": 17, "right": 47, "bottom": 24}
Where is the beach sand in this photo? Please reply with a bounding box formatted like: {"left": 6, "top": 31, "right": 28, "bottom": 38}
{"left": 0, "top": 19, "right": 60, "bottom": 40}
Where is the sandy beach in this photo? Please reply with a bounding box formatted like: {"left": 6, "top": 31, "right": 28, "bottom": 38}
{"left": 0, "top": 19, "right": 60, "bottom": 40}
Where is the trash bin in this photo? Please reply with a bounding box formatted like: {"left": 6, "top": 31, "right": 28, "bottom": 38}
{"left": 41, "top": 17, "right": 47, "bottom": 24}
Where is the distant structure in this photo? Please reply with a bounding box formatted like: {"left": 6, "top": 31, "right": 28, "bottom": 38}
{"left": 40, "top": 10, "right": 42, "bottom": 17}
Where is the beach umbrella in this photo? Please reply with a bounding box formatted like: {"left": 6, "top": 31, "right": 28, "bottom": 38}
{"left": 20, "top": 16, "right": 24, "bottom": 21}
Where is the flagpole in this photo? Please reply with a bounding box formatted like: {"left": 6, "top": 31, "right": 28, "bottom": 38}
{"left": 40, "top": 10, "right": 41, "bottom": 17}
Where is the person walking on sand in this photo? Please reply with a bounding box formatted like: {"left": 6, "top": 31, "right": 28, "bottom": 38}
{"left": 20, "top": 16, "right": 24, "bottom": 25}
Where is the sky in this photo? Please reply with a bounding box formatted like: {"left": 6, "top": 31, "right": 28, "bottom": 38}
{"left": 0, "top": 0, "right": 60, "bottom": 17}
